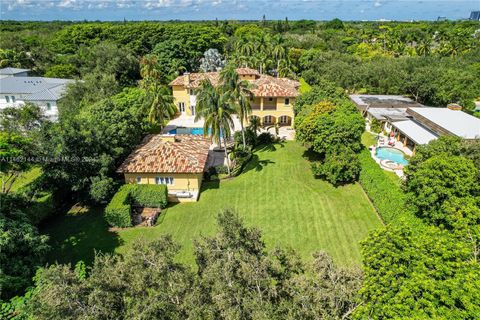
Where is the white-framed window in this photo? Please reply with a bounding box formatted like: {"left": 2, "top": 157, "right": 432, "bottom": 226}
{"left": 178, "top": 102, "right": 185, "bottom": 113}
{"left": 285, "top": 98, "right": 290, "bottom": 105}
{"left": 155, "top": 176, "right": 174, "bottom": 185}
{"left": 46, "top": 103, "right": 51, "bottom": 111}
{"left": 5, "top": 96, "right": 10, "bottom": 103}
{"left": 279, "top": 116, "right": 289, "bottom": 124}
{"left": 264, "top": 115, "right": 273, "bottom": 124}
{"left": 190, "top": 105, "right": 195, "bottom": 116}
{"left": 11, "top": 96, "right": 15, "bottom": 103}
{"left": 136, "top": 176, "right": 142, "bottom": 184}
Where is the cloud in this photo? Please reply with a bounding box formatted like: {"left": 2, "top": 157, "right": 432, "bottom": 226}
{"left": 373, "top": 0, "right": 382, "bottom": 7}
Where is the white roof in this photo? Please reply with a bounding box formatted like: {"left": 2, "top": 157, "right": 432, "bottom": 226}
{"left": 0, "top": 67, "right": 30, "bottom": 75}
{"left": 409, "top": 107, "right": 480, "bottom": 139}
{"left": 367, "top": 108, "right": 409, "bottom": 121}
{"left": 350, "top": 94, "right": 418, "bottom": 107}
{"left": 0, "top": 76, "right": 74, "bottom": 101}
{"left": 392, "top": 120, "right": 439, "bottom": 145}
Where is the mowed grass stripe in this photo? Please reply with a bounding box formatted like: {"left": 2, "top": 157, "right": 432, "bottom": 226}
{"left": 44, "top": 141, "right": 382, "bottom": 267}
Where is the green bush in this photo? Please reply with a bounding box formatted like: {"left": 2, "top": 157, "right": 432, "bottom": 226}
{"left": 104, "top": 185, "right": 133, "bottom": 228}
{"left": 104, "top": 184, "right": 168, "bottom": 228}
{"left": 256, "top": 132, "right": 276, "bottom": 145}
{"left": 358, "top": 149, "right": 417, "bottom": 224}
{"left": 131, "top": 184, "right": 168, "bottom": 208}
{"left": 26, "top": 193, "right": 55, "bottom": 225}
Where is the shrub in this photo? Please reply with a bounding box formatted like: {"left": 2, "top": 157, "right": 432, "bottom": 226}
{"left": 131, "top": 184, "right": 168, "bottom": 208}
{"left": 370, "top": 118, "right": 382, "bottom": 133}
{"left": 104, "top": 185, "right": 133, "bottom": 228}
{"left": 104, "top": 184, "right": 168, "bottom": 228}
{"left": 312, "top": 146, "right": 360, "bottom": 185}
{"left": 256, "top": 132, "right": 275, "bottom": 145}
{"left": 234, "top": 128, "right": 256, "bottom": 147}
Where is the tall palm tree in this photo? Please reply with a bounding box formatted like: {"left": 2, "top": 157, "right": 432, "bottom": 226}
{"left": 195, "top": 79, "right": 236, "bottom": 176}
{"left": 220, "top": 65, "right": 252, "bottom": 149}
{"left": 140, "top": 55, "right": 176, "bottom": 129}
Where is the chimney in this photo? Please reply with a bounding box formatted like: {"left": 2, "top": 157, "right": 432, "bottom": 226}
{"left": 160, "top": 134, "right": 177, "bottom": 143}
{"left": 183, "top": 72, "right": 190, "bottom": 88}
{"left": 447, "top": 103, "right": 462, "bottom": 111}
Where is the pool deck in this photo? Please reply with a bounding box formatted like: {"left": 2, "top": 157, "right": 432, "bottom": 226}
{"left": 164, "top": 114, "right": 295, "bottom": 141}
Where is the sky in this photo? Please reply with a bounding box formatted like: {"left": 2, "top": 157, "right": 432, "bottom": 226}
{"left": 0, "top": 0, "right": 479, "bottom": 21}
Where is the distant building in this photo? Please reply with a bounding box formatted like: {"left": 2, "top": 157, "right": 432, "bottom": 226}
{"left": 437, "top": 16, "right": 448, "bottom": 21}
{"left": 0, "top": 67, "right": 30, "bottom": 79}
{"left": 390, "top": 107, "right": 480, "bottom": 153}
{"left": 0, "top": 67, "right": 74, "bottom": 121}
{"left": 470, "top": 11, "right": 480, "bottom": 21}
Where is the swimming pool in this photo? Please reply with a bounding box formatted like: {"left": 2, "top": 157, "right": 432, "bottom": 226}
{"left": 376, "top": 147, "right": 409, "bottom": 165}
{"left": 168, "top": 127, "right": 208, "bottom": 135}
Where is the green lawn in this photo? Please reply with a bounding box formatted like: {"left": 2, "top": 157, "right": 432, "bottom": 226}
{"left": 43, "top": 141, "right": 382, "bottom": 267}
{"left": 10, "top": 167, "right": 42, "bottom": 192}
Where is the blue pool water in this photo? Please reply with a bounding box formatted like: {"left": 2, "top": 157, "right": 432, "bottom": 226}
{"left": 168, "top": 127, "right": 209, "bottom": 135}
{"left": 376, "top": 147, "right": 409, "bottom": 165}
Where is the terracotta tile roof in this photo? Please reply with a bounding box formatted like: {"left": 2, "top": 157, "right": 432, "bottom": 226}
{"left": 117, "top": 134, "right": 211, "bottom": 174}
{"left": 236, "top": 67, "right": 259, "bottom": 75}
{"left": 169, "top": 70, "right": 299, "bottom": 97}
{"left": 251, "top": 75, "right": 300, "bottom": 97}
{"left": 169, "top": 72, "right": 220, "bottom": 88}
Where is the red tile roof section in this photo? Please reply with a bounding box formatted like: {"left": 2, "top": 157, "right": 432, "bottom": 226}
{"left": 169, "top": 69, "right": 300, "bottom": 97}
{"left": 117, "top": 134, "right": 211, "bottom": 174}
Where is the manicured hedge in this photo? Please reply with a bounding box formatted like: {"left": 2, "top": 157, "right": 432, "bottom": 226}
{"left": 131, "top": 184, "right": 168, "bottom": 208}
{"left": 358, "top": 149, "right": 408, "bottom": 224}
{"left": 104, "top": 185, "right": 134, "bottom": 228}
{"left": 104, "top": 184, "right": 168, "bottom": 228}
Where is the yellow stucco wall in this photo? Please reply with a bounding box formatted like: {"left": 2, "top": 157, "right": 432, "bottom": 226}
{"left": 172, "top": 85, "right": 193, "bottom": 116}
{"left": 124, "top": 172, "right": 203, "bottom": 192}
{"left": 171, "top": 85, "right": 295, "bottom": 125}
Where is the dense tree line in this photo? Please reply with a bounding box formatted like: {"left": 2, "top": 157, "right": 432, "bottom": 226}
{"left": 13, "top": 210, "right": 362, "bottom": 319}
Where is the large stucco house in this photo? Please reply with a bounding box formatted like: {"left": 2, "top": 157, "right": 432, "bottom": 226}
{"left": 0, "top": 67, "right": 73, "bottom": 121}
{"left": 117, "top": 134, "right": 211, "bottom": 202}
{"left": 169, "top": 68, "right": 299, "bottom": 127}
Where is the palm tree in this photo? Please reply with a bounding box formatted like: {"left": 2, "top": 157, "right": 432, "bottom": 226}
{"left": 196, "top": 79, "right": 236, "bottom": 176}
{"left": 248, "top": 116, "right": 261, "bottom": 136}
{"left": 220, "top": 65, "right": 252, "bottom": 149}
{"left": 140, "top": 55, "right": 176, "bottom": 129}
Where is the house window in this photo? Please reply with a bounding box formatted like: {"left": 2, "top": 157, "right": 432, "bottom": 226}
{"left": 264, "top": 115, "right": 273, "bottom": 124}
{"left": 285, "top": 98, "right": 290, "bottom": 105}
{"left": 189, "top": 89, "right": 195, "bottom": 95}
{"left": 279, "top": 116, "right": 288, "bottom": 124}
{"left": 11, "top": 96, "right": 15, "bottom": 103}
{"left": 136, "top": 176, "right": 142, "bottom": 184}
{"left": 46, "top": 103, "right": 51, "bottom": 111}
{"left": 178, "top": 102, "right": 185, "bottom": 113}
{"left": 5, "top": 96, "right": 9, "bottom": 103}
{"left": 155, "top": 176, "right": 174, "bottom": 185}
{"left": 268, "top": 97, "right": 273, "bottom": 102}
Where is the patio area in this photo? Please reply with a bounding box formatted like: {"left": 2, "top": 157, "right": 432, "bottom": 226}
{"left": 164, "top": 114, "right": 296, "bottom": 141}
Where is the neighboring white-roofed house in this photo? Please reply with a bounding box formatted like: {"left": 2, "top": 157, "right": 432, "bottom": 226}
{"left": 0, "top": 67, "right": 30, "bottom": 79}
{"left": 0, "top": 70, "right": 74, "bottom": 121}
{"left": 392, "top": 120, "right": 439, "bottom": 145}
{"left": 407, "top": 107, "right": 480, "bottom": 140}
